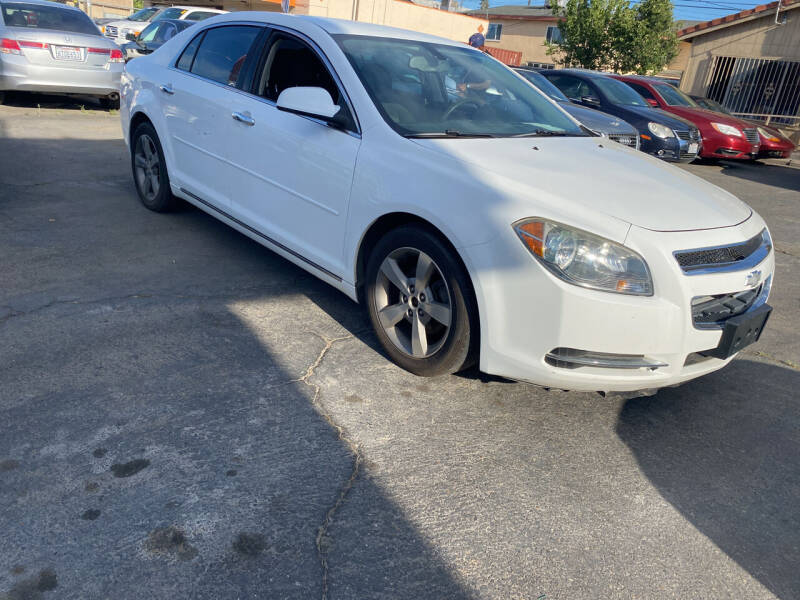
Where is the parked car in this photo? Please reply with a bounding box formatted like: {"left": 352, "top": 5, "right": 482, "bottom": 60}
{"left": 101, "top": 5, "right": 225, "bottom": 46}
{"left": 121, "top": 14, "right": 774, "bottom": 392}
{"left": 514, "top": 67, "right": 639, "bottom": 150}
{"left": 95, "top": 6, "right": 159, "bottom": 29}
{"left": 0, "top": 0, "right": 123, "bottom": 108}
{"left": 121, "top": 18, "right": 194, "bottom": 62}
{"left": 612, "top": 75, "right": 760, "bottom": 161}
{"left": 691, "top": 95, "right": 796, "bottom": 159}
{"left": 539, "top": 69, "right": 701, "bottom": 162}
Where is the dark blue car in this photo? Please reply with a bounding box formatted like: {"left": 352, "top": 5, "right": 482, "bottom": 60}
{"left": 539, "top": 69, "right": 701, "bottom": 162}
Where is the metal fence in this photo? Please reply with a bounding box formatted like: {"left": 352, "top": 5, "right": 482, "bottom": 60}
{"left": 705, "top": 55, "right": 800, "bottom": 126}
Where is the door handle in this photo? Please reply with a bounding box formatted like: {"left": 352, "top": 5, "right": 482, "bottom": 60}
{"left": 159, "top": 84, "right": 174, "bottom": 95}
{"left": 232, "top": 112, "right": 255, "bottom": 126}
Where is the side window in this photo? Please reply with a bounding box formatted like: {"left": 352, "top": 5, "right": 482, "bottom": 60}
{"left": 138, "top": 22, "right": 159, "bottom": 43}
{"left": 627, "top": 82, "right": 657, "bottom": 103}
{"left": 176, "top": 31, "right": 204, "bottom": 71}
{"left": 256, "top": 33, "right": 355, "bottom": 130}
{"left": 547, "top": 74, "right": 591, "bottom": 100}
{"left": 154, "top": 23, "right": 177, "bottom": 43}
{"left": 545, "top": 26, "right": 562, "bottom": 43}
{"left": 190, "top": 26, "right": 260, "bottom": 87}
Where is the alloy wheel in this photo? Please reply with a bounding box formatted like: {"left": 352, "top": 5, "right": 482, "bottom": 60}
{"left": 374, "top": 247, "right": 452, "bottom": 358}
{"left": 134, "top": 134, "right": 161, "bottom": 202}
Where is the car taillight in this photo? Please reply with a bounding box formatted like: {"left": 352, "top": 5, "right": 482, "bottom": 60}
{"left": 109, "top": 48, "right": 124, "bottom": 63}
{"left": 0, "top": 38, "right": 22, "bottom": 55}
{"left": 18, "top": 40, "right": 48, "bottom": 49}
{"left": 88, "top": 47, "right": 123, "bottom": 63}
{"left": 88, "top": 47, "right": 110, "bottom": 54}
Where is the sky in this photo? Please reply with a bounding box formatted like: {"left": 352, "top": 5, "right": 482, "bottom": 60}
{"left": 457, "top": 0, "right": 767, "bottom": 24}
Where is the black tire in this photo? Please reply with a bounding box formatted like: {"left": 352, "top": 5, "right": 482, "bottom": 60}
{"left": 365, "top": 225, "right": 478, "bottom": 377}
{"left": 131, "top": 122, "right": 177, "bottom": 212}
{"left": 99, "top": 95, "right": 120, "bottom": 110}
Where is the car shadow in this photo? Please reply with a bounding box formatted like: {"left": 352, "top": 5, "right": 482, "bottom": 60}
{"left": 0, "top": 135, "right": 476, "bottom": 599}
{"left": 616, "top": 358, "right": 800, "bottom": 599}
{"left": 716, "top": 159, "right": 800, "bottom": 193}
{"left": 1, "top": 90, "right": 112, "bottom": 112}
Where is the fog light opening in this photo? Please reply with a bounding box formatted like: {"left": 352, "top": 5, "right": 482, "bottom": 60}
{"left": 545, "top": 348, "right": 668, "bottom": 370}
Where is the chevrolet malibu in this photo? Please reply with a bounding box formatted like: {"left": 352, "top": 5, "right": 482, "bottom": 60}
{"left": 120, "top": 14, "right": 775, "bottom": 392}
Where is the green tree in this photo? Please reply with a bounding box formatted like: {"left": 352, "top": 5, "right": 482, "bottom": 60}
{"left": 479, "top": 0, "right": 489, "bottom": 11}
{"left": 547, "top": 0, "right": 678, "bottom": 74}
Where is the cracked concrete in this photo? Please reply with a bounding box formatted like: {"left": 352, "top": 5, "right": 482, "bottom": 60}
{"left": 2, "top": 95, "right": 799, "bottom": 599}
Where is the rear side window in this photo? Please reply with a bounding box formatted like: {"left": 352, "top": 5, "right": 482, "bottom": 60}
{"left": 626, "top": 81, "right": 657, "bottom": 102}
{"left": 0, "top": 2, "right": 100, "bottom": 35}
{"left": 176, "top": 31, "right": 204, "bottom": 71}
{"left": 189, "top": 26, "right": 259, "bottom": 87}
{"left": 546, "top": 74, "right": 593, "bottom": 101}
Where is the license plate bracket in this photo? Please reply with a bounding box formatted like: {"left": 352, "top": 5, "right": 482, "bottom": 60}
{"left": 688, "top": 142, "right": 698, "bottom": 154}
{"left": 701, "top": 304, "right": 771, "bottom": 360}
{"left": 54, "top": 45, "right": 82, "bottom": 61}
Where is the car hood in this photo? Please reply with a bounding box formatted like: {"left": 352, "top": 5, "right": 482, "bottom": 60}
{"left": 560, "top": 102, "right": 636, "bottom": 135}
{"left": 410, "top": 136, "right": 751, "bottom": 232}
{"left": 666, "top": 105, "right": 748, "bottom": 128}
{"left": 618, "top": 105, "right": 695, "bottom": 130}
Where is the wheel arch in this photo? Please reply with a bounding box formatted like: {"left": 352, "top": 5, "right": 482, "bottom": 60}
{"left": 129, "top": 110, "right": 154, "bottom": 146}
{"left": 354, "top": 211, "right": 481, "bottom": 354}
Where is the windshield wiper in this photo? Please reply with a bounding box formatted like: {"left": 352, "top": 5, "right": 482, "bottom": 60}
{"left": 406, "top": 130, "right": 496, "bottom": 139}
{"left": 509, "top": 130, "right": 575, "bottom": 138}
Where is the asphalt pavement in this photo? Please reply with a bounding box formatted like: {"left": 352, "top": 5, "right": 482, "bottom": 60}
{"left": 1, "top": 93, "right": 799, "bottom": 600}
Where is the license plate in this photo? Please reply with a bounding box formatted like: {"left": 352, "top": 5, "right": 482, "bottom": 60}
{"left": 54, "top": 45, "right": 82, "bottom": 61}
{"left": 688, "top": 142, "right": 698, "bottom": 154}
{"left": 702, "top": 304, "right": 771, "bottom": 360}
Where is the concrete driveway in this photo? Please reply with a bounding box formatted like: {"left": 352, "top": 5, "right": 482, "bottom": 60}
{"left": 1, "top": 93, "right": 799, "bottom": 600}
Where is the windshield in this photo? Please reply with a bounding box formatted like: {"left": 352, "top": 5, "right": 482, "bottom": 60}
{"left": 697, "top": 97, "right": 730, "bottom": 114}
{"left": 128, "top": 7, "right": 159, "bottom": 21}
{"left": 593, "top": 77, "right": 648, "bottom": 107}
{"left": 515, "top": 69, "right": 570, "bottom": 103}
{"left": 152, "top": 7, "right": 186, "bottom": 21}
{"left": 1, "top": 2, "right": 100, "bottom": 35}
{"left": 654, "top": 83, "right": 698, "bottom": 107}
{"left": 336, "top": 35, "right": 584, "bottom": 138}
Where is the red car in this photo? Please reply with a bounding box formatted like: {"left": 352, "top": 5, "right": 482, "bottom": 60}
{"left": 611, "top": 75, "right": 760, "bottom": 160}
{"left": 691, "top": 95, "right": 796, "bottom": 159}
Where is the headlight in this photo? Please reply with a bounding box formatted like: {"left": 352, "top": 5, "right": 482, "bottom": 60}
{"left": 711, "top": 122, "right": 742, "bottom": 137}
{"left": 647, "top": 122, "right": 674, "bottom": 139}
{"left": 757, "top": 126, "right": 781, "bottom": 142}
{"left": 513, "top": 219, "right": 653, "bottom": 296}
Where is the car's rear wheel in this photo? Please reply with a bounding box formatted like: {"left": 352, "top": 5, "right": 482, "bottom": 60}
{"left": 365, "top": 225, "right": 477, "bottom": 377}
{"left": 100, "top": 94, "right": 120, "bottom": 110}
{"left": 131, "top": 122, "right": 177, "bottom": 212}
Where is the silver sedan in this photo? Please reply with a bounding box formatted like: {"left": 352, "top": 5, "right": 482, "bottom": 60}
{"left": 0, "top": 0, "right": 123, "bottom": 108}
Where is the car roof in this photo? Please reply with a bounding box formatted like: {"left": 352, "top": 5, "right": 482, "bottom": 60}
{"left": 168, "top": 5, "right": 226, "bottom": 12}
{"left": 0, "top": 0, "right": 83, "bottom": 10}
{"left": 205, "top": 12, "right": 466, "bottom": 47}
{"left": 542, "top": 68, "right": 615, "bottom": 79}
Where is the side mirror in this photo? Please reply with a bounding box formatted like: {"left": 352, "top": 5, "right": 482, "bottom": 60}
{"left": 581, "top": 95, "right": 600, "bottom": 106}
{"left": 276, "top": 87, "right": 340, "bottom": 121}
{"left": 125, "top": 32, "right": 137, "bottom": 41}
{"left": 646, "top": 98, "right": 658, "bottom": 107}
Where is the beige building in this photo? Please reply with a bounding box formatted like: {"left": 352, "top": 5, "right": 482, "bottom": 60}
{"left": 466, "top": 4, "right": 562, "bottom": 67}
{"left": 676, "top": 0, "right": 800, "bottom": 128}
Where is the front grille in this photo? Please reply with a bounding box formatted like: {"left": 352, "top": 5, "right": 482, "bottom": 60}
{"left": 692, "top": 285, "right": 761, "bottom": 328}
{"left": 743, "top": 128, "right": 759, "bottom": 144}
{"left": 608, "top": 133, "right": 638, "bottom": 149}
{"left": 104, "top": 25, "right": 118, "bottom": 38}
{"left": 680, "top": 151, "right": 697, "bottom": 159}
{"left": 676, "top": 129, "right": 701, "bottom": 142}
{"left": 674, "top": 230, "right": 767, "bottom": 272}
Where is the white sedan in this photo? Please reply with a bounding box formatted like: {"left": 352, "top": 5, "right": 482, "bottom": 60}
{"left": 120, "top": 13, "right": 774, "bottom": 392}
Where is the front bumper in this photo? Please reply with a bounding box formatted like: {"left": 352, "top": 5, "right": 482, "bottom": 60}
{"left": 0, "top": 55, "right": 122, "bottom": 96}
{"left": 641, "top": 135, "right": 699, "bottom": 163}
{"left": 700, "top": 132, "right": 759, "bottom": 160}
{"left": 466, "top": 215, "right": 774, "bottom": 392}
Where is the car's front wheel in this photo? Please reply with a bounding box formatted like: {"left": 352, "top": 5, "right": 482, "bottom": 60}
{"left": 131, "top": 122, "right": 177, "bottom": 212}
{"left": 365, "top": 225, "right": 478, "bottom": 377}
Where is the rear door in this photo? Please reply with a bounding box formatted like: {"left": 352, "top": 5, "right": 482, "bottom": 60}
{"left": 161, "top": 24, "right": 264, "bottom": 209}
{"left": 221, "top": 29, "right": 361, "bottom": 278}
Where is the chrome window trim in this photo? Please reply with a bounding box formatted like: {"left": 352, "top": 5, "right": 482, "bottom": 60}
{"left": 167, "top": 20, "right": 362, "bottom": 138}
{"left": 673, "top": 229, "right": 771, "bottom": 275}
